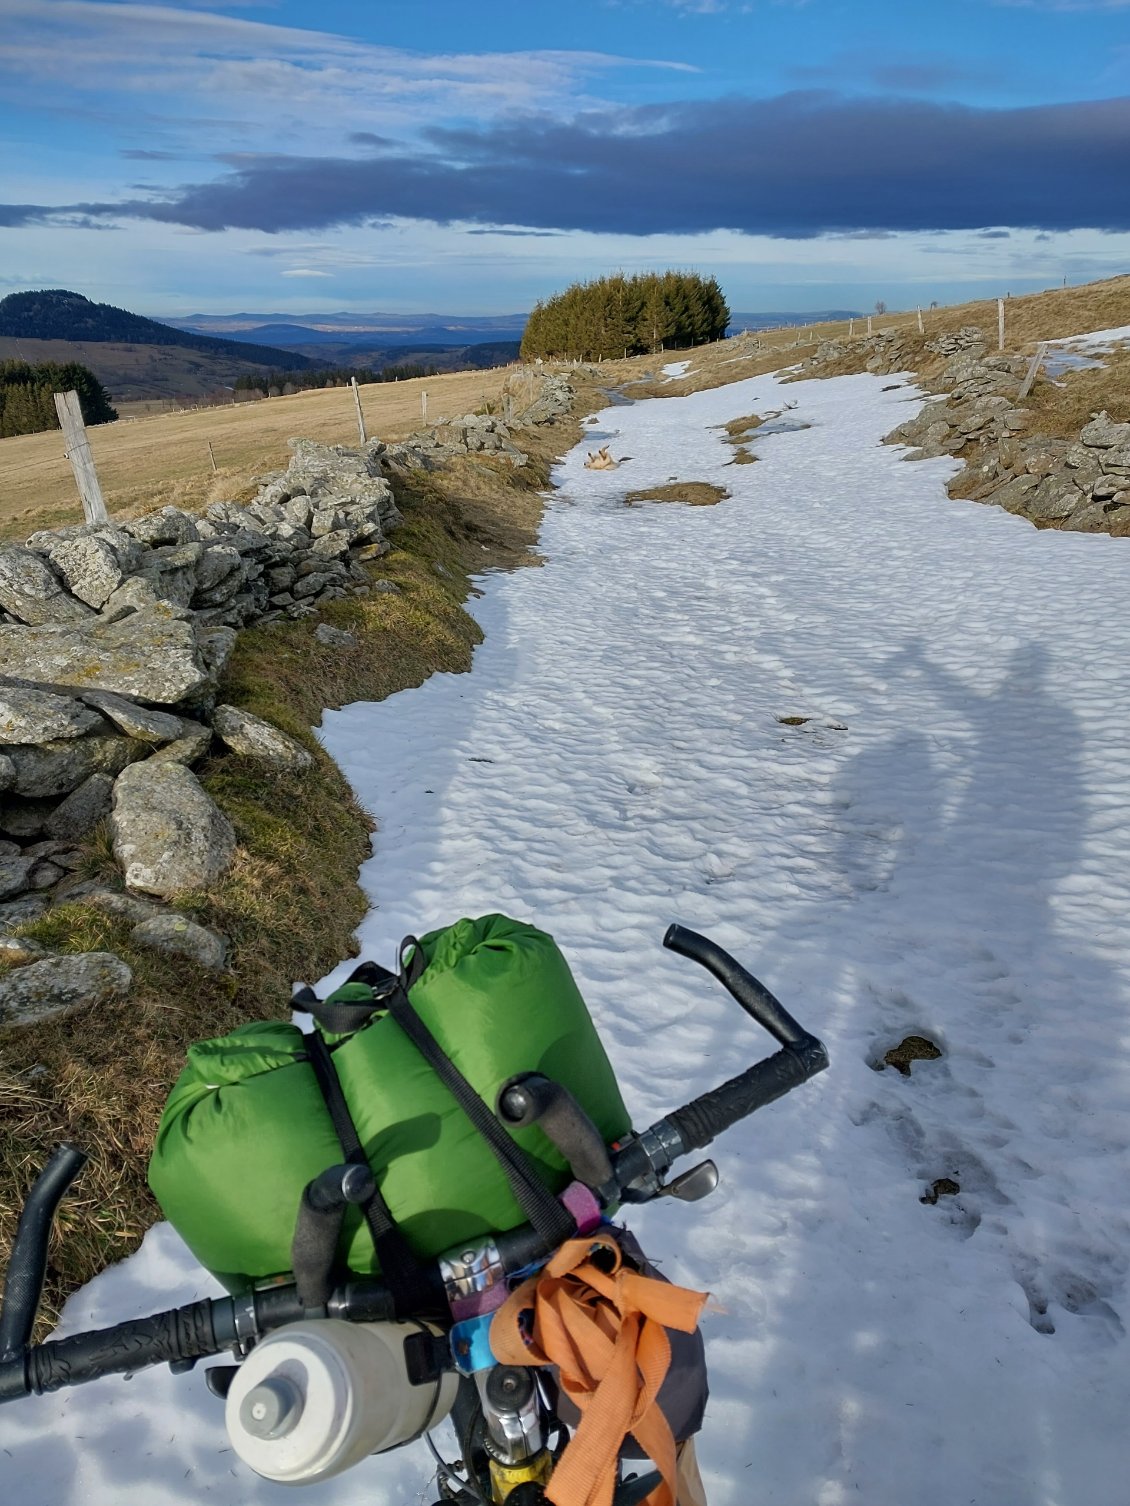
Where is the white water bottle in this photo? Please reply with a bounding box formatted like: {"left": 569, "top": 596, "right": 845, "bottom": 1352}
{"left": 225, "top": 1319, "right": 458, "bottom": 1484}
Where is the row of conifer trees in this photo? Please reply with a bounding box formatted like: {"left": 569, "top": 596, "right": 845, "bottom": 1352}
{"left": 0, "top": 360, "right": 117, "bottom": 438}
{"left": 520, "top": 272, "right": 730, "bottom": 362}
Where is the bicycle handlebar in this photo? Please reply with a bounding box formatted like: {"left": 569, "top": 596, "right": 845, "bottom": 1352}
{"left": 0, "top": 925, "right": 828, "bottom": 1403}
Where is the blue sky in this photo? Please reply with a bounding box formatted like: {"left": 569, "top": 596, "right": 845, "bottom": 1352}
{"left": 1, "top": 0, "right": 1128, "bottom": 317}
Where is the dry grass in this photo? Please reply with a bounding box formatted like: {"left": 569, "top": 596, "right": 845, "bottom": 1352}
{"left": 624, "top": 481, "right": 729, "bottom": 507}
{"left": 1022, "top": 347, "right": 1130, "bottom": 439}
{"left": 0, "top": 363, "right": 519, "bottom": 541}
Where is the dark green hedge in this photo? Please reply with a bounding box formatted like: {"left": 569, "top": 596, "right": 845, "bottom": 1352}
{"left": 521, "top": 272, "right": 730, "bottom": 362}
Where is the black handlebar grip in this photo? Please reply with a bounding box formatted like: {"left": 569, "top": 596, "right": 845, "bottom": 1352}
{"left": 498, "top": 1074, "right": 617, "bottom": 1198}
{"left": 663, "top": 926, "right": 811, "bottom": 1049}
{"left": 22, "top": 1298, "right": 221, "bottom": 1396}
{"left": 0, "top": 1144, "right": 87, "bottom": 1363}
{"left": 668, "top": 1037, "right": 829, "bottom": 1153}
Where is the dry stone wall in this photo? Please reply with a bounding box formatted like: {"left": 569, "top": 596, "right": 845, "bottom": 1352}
{"left": 0, "top": 373, "right": 574, "bottom": 1023}
{"left": 795, "top": 331, "right": 1130, "bottom": 536}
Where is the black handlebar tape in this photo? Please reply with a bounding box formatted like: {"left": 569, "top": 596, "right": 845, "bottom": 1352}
{"left": 667, "top": 1036, "right": 829, "bottom": 1153}
{"left": 498, "top": 1075, "right": 618, "bottom": 1200}
{"left": 0, "top": 1144, "right": 87, "bottom": 1363}
{"left": 663, "top": 926, "right": 810, "bottom": 1048}
{"left": 19, "top": 1298, "right": 222, "bottom": 1397}
{"left": 292, "top": 1165, "right": 377, "bottom": 1310}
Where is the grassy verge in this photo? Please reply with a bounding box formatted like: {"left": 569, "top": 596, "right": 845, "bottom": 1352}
{"left": 0, "top": 427, "right": 565, "bottom": 1327}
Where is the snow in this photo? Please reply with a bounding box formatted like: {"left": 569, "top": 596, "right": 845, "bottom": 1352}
{"left": 1043, "top": 321, "right": 1130, "bottom": 376}
{"left": 4, "top": 368, "right": 1130, "bottom": 1505}
{"left": 1046, "top": 322, "right": 1130, "bottom": 354}
{"left": 662, "top": 360, "right": 692, "bottom": 380}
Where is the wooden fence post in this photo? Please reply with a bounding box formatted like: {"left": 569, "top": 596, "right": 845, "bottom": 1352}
{"left": 866, "top": 315, "right": 873, "bottom": 336}
{"left": 53, "top": 390, "right": 108, "bottom": 524}
{"left": 1018, "top": 342, "right": 1048, "bottom": 401}
{"left": 998, "top": 297, "right": 1006, "bottom": 351}
{"left": 917, "top": 306, "right": 924, "bottom": 335}
{"left": 848, "top": 319, "right": 854, "bottom": 337}
{"left": 351, "top": 377, "right": 367, "bottom": 443}
{"left": 206, "top": 439, "right": 217, "bottom": 473}
{"left": 421, "top": 390, "right": 428, "bottom": 426}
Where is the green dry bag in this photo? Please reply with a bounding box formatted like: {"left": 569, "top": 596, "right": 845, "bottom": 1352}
{"left": 148, "top": 914, "right": 631, "bottom": 1292}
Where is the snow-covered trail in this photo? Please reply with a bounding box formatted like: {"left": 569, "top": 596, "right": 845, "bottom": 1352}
{"left": 3, "top": 368, "right": 1130, "bottom": 1506}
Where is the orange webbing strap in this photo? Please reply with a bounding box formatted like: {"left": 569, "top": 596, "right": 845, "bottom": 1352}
{"left": 490, "top": 1233, "right": 708, "bottom": 1506}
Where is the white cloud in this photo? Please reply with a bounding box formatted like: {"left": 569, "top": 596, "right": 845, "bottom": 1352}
{"left": 0, "top": 1, "right": 695, "bottom": 157}
{"left": 280, "top": 268, "right": 334, "bottom": 278}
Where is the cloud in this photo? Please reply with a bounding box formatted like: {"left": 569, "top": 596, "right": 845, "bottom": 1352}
{"left": 0, "top": 2, "right": 695, "bottom": 155}
{"left": 280, "top": 268, "right": 334, "bottom": 277}
{"left": 4, "top": 91, "right": 1129, "bottom": 240}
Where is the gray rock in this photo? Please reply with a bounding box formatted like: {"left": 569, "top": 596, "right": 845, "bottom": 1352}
{"left": 0, "top": 752, "right": 13, "bottom": 791}
{"left": 111, "top": 759, "right": 236, "bottom": 897}
{"left": 131, "top": 913, "right": 227, "bottom": 970}
{"left": 1062, "top": 503, "right": 1111, "bottom": 533}
{"left": 98, "top": 575, "right": 190, "bottom": 624}
{"left": 198, "top": 626, "right": 237, "bottom": 679}
{"left": 0, "top": 951, "right": 132, "bottom": 1026}
{"left": 5, "top": 731, "right": 145, "bottom": 798}
{"left": 0, "top": 685, "right": 105, "bottom": 745}
{"left": 0, "top": 548, "right": 95, "bottom": 626}
{"left": 0, "top": 894, "right": 48, "bottom": 927}
{"left": 79, "top": 691, "right": 184, "bottom": 744}
{"left": 28, "top": 860, "right": 64, "bottom": 890}
{"left": 1025, "top": 476, "right": 1081, "bottom": 522}
{"left": 210, "top": 704, "right": 313, "bottom": 772}
{"left": 310, "top": 530, "right": 353, "bottom": 560}
{"left": 0, "top": 799, "right": 53, "bottom": 839}
{"left": 0, "top": 857, "right": 34, "bottom": 899}
{"left": 195, "top": 545, "right": 244, "bottom": 593}
{"left": 60, "top": 881, "right": 165, "bottom": 924}
{"left": 122, "top": 507, "right": 200, "bottom": 547}
{"left": 292, "top": 571, "right": 337, "bottom": 599}
{"left": 0, "top": 935, "right": 48, "bottom": 966}
{"left": 1079, "top": 411, "right": 1130, "bottom": 449}
{"left": 146, "top": 723, "right": 213, "bottom": 767}
{"left": 987, "top": 473, "right": 1041, "bottom": 514}
{"left": 43, "top": 772, "right": 115, "bottom": 841}
{"left": 46, "top": 536, "right": 123, "bottom": 609}
{"left": 314, "top": 624, "right": 358, "bottom": 648}
{"left": 0, "top": 606, "right": 211, "bottom": 704}
{"left": 1099, "top": 446, "right": 1130, "bottom": 477}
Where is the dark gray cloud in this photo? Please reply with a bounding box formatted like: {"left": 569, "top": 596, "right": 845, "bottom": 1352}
{"left": 3, "top": 91, "right": 1129, "bottom": 238}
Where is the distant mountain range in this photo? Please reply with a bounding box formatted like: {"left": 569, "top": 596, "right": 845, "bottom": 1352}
{"left": 159, "top": 308, "right": 864, "bottom": 352}
{"left": 0, "top": 290, "right": 315, "bottom": 369}
{"left": 0, "top": 291, "right": 523, "bottom": 403}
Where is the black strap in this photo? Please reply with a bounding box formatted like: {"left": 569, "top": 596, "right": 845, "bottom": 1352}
{"left": 382, "top": 936, "right": 577, "bottom": 1253}
{"left": 303, "top": 1030, "right": 435, "bottom": 1317}
{"left": 300, "top": 961, "right": 400, "bottom": 1036}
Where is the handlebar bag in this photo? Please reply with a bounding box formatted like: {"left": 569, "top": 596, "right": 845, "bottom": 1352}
{"left": 148, "top": 914, "right": 631, "bottom": 1293}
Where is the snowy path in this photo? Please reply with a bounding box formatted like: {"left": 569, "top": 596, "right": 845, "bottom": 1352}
{"left": 4, "top": 369, "right": 1130, "bottom": 1505}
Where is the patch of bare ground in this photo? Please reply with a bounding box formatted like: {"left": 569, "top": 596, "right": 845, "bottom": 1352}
{"left": 624, "top": 481, "right": 729, "bottom": 507}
